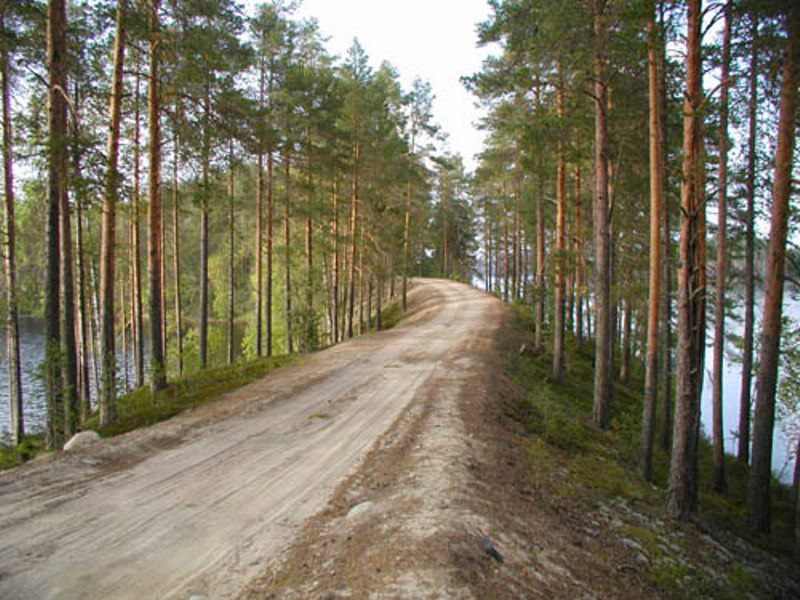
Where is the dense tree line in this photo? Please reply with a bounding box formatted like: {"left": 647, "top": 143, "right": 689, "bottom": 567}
{"left": 468, "top": 0, "right": 799, "bottom": 541}
{"left": 0, "top": 1, "right": 473, "bottom": 449}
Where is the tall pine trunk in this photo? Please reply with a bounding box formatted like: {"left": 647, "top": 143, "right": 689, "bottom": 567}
{"left": 284, "top": 152, "right": 293, "bottom": 353}
{"left": 99, "top": 0, "right": 126, "bottom": 426}
{"left": 668, "top": 0, "right": 704, "bottom": 519}
{"left": 552, "top": 70, "right": 566, "bottom": 381}
{"left": 591, "top": 0, "right": 612, "bottom": 430}
{"left": 747, "top": 5, "right": 800, "bottom": 534}
{"left": 266, "top": 150, "right": 274, "bottom": 356}
{"left": 131, "top": 53, "right": 144, "bottom": 388}
{"left": 198, "top": 85, "right": 210, "bottom": 370}
{"left": 147, "top": 0, "right": 166, "bottom": 392}
{"left": 45, "top": 0, "right": 67, "bottom": 449}
{"left": 172, "top": 99, "right": 183, "bottom": 375}
{"left": 346, "top": 141, "right": 359, "bottom": 339}
{"left": 227, "top": 141, "right": 235, "bottom": 365}
{"left": 1, "top": 14, "right": 22, "bottom": 444}
{"left": 641, "top": 3, "right": 662, "bottom": 481}
{"left": 331, "top": 176, "right": 339, "bottom": 343}
{"left": 711, "top": 2, "right": 732, "bottom": 493}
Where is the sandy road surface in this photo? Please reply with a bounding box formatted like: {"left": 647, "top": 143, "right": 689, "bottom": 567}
{"left": 0, "top": 279, "right": 502, "bottom": 599}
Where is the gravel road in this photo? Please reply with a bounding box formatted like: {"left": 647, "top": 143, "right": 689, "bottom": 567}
{"left": 0, "top": 278, "right": 502, "bottom": 599}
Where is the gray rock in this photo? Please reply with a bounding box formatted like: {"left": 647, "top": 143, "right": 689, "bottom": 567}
{"left": 63, "top": 430, "right": 101, "bottom": 451}
{"left": 347, "top": 501, "right": 375, "bottom": 518}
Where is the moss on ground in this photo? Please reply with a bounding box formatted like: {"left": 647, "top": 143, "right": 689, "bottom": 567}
{"left": 505, "top": 304, "right": 798, "bottom": 596}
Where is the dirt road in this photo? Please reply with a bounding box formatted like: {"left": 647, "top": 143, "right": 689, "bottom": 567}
{"left": 0, "top": 279, "right": 505, "bottom": 599}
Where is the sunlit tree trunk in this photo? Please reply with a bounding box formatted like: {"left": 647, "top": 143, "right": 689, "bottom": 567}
{"left": 669, "top": 0, "right": 705, "bottom": 519}
{"left": 331, "top": 176, "right": 339, "bottom": 343}
{"left": 552, "top": 69, "right": 566, "bottom": 381}
{"left": 748, "top": 5, "right": 799, "bottom": 533}
{"left": 266, "top": 150, "right": 274, "bottom": 356}
{"left": 641, "top": 3, "right": 662, "bottom": 481}
{"left": 346, "top": 141, "right": 359, "bottom": 339}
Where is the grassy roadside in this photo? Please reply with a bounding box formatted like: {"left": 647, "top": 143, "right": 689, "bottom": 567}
{"left": 0, "top": 354, "right": 297, "bottom": 471}
{"left": 504, "top": 304, "right": 798, "bottom": 597}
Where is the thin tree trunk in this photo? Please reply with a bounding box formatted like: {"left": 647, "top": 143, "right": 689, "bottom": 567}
{"left": 747, "top": 5, "right": 800, "bottom": 533}
{"left": 331, "top": 176, "right": 339, "bottom": 344}
{"left": 669, "top": 0, "right": 704, "bottom": 519}
{"left": 147, "top": 0, "right": 166, "bottom": 392}
{"left": 402, "top": 179, "right": 411, "bottom": 311}
{"left": 738, "top": 14, "right": 759, "bottom": 465}
{"left": 574, "top": 165, "right": 584, "bottom": 345}
{"left": 658, "top": 5, "right": 672, "bottom": 452}
{"left": 552, "top": 70, "right": 566, "bottom": 381}
{"left": 535, "top": 112, "right": 545, "bottom": 349}
{"left": 198, "top": 85, "right": 210, "bottom": 370}
{"left": 99, "top": 0, "right": 126, "bottom": 426}
{"left": 284, "top": 152, "right": 292, "bottom": 353}
{"left": 1, "top": 15, "right": 22, "bottom": 443}
{"left": 172, "top": 99, "right": 183, "bottom": 375}
{"left": 346, "top": 141, "right": 359, "bottom": 339}
{"left": 254, "top": 59, "right": 265, "bottom": 358}
{"left": 266, "top": 150, "right": 274, "bottom": 356}
{"left": 227, "top": 140, "right": 235, "bottom": 365}
{"left": 591, "top": 0, "right": 612, "bottom": 430}
{"left": 641, "top": 3, "right": 662, "bottom": 481}
{"left": 131, "top": 52, "right": 144, "bottom": 389}
{"left": 712, "top": 1, "right": 732, "bottom": 494}
{"left": 305, "top": 132, "right": 314, "bottom": 348}
{"left": 75, "top": 183, "right": 91, "bottom": 418}
{"left": 120, "top": 274, "right": 129, "bottom": 392}
{"left": 60, "top": 149, "right": 78, "bottom": 440}
{"left": 376, "top": 274, "right": 382, "bottom": 331}
{"left": 619, "top": 301, "right": 632, "bottom": 384}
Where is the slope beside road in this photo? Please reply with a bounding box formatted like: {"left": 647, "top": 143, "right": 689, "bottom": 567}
{"left": 0, "top": 278, "right": 505, "bottom": 599}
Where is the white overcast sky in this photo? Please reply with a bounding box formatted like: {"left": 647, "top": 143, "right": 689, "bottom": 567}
{"left": 251, "top": 0, "right": 493, "bottom": 170}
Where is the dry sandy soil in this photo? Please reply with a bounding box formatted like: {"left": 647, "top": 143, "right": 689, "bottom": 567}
{"left": 0, "top": 279, "right": 514, "bottom": 599}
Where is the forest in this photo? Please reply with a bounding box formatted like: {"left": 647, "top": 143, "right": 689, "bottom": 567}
{"left": 0, "top": 1, "right": 475, "bottom": 444}
{"left": 0, "top": 0, "right": 799, "bottom": 558}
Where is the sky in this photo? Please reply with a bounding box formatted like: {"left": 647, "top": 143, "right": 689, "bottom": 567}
{"left": 286, "top": 0, "right": 493, "bottom": 171}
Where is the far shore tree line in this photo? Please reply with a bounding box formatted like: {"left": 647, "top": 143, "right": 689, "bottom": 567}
{"left": 1, "top": 1, "right": 474, "bottom": 448}
{"left": 468, "top": 0, "right": 799, "bottom": 541}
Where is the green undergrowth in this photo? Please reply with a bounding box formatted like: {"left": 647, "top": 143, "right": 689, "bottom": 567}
{"left": 377, "top": 298, "right": 403, "bottom": 331}
{"left": 84, "top": 354, "right": 298, "bottom": 437}
{"left": 1, "top": 354, "right": 297, "bottom": 470}
{"left": 505, "top": 304, "right": 797, "bottom": 594}
{"left": 0, "top": 435, "right": 45, "bottom": 470}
